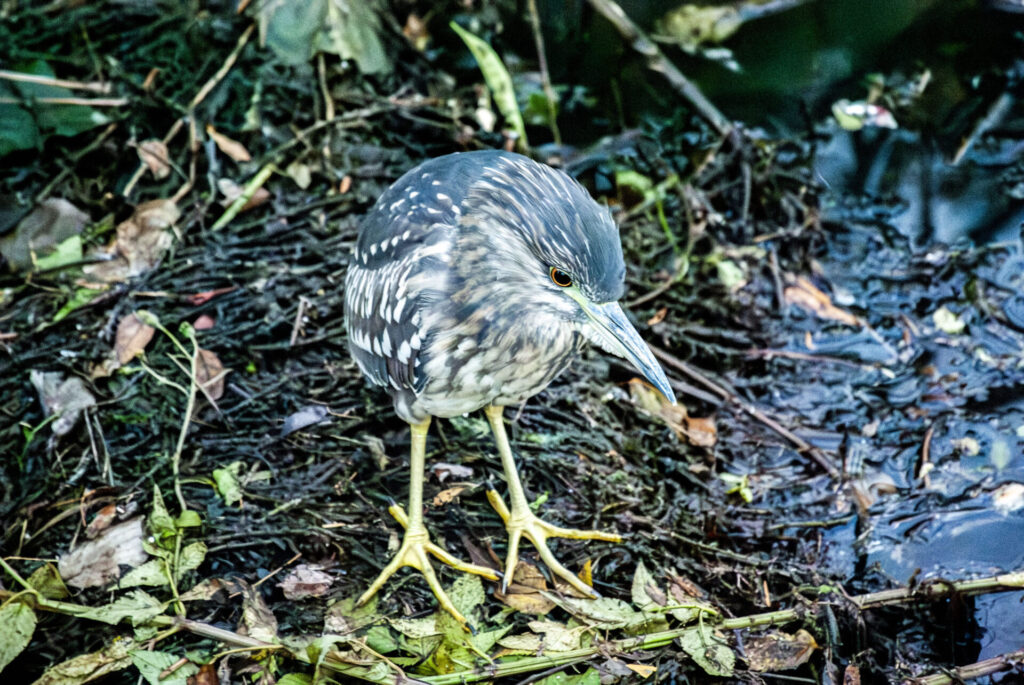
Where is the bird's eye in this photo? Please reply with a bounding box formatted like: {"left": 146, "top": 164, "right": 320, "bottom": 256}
{"left": 549, "top": 267, "right": 573, "bottom": 288}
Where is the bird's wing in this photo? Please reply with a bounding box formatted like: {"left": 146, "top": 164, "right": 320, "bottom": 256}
{"left": 345, "top": 219, "right": 455, "bottom": 395}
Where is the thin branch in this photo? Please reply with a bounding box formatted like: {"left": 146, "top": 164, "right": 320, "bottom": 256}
{"left": 586, "top": 0, "right": 731, "bottom": 135}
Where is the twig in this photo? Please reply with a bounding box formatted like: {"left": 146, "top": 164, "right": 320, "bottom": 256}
{"left": 585, "top": 0, "right": 731, "bottom": 135}
{"left": 905, "top": 647, "right": 1024, "bottom": 685}
{"left": 651, "top": 344, "right": 841, "bottom": 478}
{"left": 526, "top": 0, "right": 561, "bottom": 146}
{"left": 0, "top": 69, "right": 112, "bottom": 93}
{"left": 0, "top": 96, "right": 127, "bottom": 106}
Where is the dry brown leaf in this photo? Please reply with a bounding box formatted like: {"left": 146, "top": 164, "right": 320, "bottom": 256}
{"left": 196, "top": 348, "right": 227, "bottom": 401}
{"left": 206, "top": 125, "right": 252, "bottom": 162}
{"left": 744, "top": 629, "right": 819, "bottom": 672}
{"left": 843, "top": 664, "right": 861, "bottom": 685}
{"left": 137, "top": 139, "right": 171, "bottom": 179}
{"left": 627, "top": 664, "right": 657, "bottom": 679}
{"left": 628, "top": 379, "right": 717, "bottom": 447}
{"left": 494, "top": 561, "right": 556, "bottom": 615}
{"left": 647, "top": 307, "right": 668, "bottom": 325}
{"left": 58, "top": 517, "right": 148, "bottom": 588}
{"left": 85, "top": 504, "right": 118, "bottom": 539}
{"left": 277, "top": 564, "right": 334, "bottom": 600}
{"left": 784, "top": 276, "right": 862, "bottom": 327}
{"left": 403, "top": 12, "right": 430, "bottom": 51}
{"left": 83, "top": 199, "right": 180, "bottom": 282}
{"left": 115, "top": 312, "right": 155, "bottom": 364}
{"left": 432, "top": 485, "right": 468, "bottom": 507}
{"left": 190, "top": 663, "right": 219, "bottom": 685}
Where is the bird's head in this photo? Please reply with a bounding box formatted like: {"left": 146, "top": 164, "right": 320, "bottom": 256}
{"left": 461, "top": 152, "right": 676, "bottom": 404}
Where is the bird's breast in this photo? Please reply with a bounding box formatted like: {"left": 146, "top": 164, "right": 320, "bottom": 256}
{"left": 410, "top": 309, "right": 582, "bottom": 418}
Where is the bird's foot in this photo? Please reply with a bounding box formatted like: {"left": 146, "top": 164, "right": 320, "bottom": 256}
{"left": 485, "top": 487, "right": 621, "bottom": 597}
{"left": 356, "top": 502, "right": 500, "bottom": 625}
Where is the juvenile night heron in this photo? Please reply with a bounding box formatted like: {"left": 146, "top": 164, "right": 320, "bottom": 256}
{"left": 344, "top": 150, "right": 675, "bottom": 623}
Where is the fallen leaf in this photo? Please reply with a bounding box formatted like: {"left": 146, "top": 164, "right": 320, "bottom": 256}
{"left": 629, "top": 379, "right": 717, "bottom": 447}
{"left": 433, "top": 485, "right": 469, "bottom": 507}
{"left": 0, "top": 198, "right": 89, "bottom": 272}
{"left": 58, "top": 517, "right": 148, "bottom": 588}
{"left": 196, "top": 348, "right": 227, "bottom": 400}
{"left": 647, "top": 307, "right": 668, "bottom": 325}
{"left": 216, "top": 177, "right": 271, "bottom": 213}
{"left": 207, "top": 125, "right": 252, "bottom": 162}
{"left": 83, "top": 199, "right": 180, "bottom": 282}
{"left": 137, "top": 139, "right": 171, "bottom": 179}
{"left": 193, "top": 314, "right": 216, "bottom": 330}
{"left": 281, "top": 405, "right": 329, "bottom": 437}
{"left": 86, "top": 503, "right": 118, "bottom": 538}
{"left": 30, "top": 370, "right": 96, "bottom": 437}
{"left": 431, "top": 462, "right": 473, "bottom": 482}
{"left": 278, "top": 564, "right": 334, "bottom": 599}
{"left": 494, "top": 561, "right": 555, "bottom": 615}
{"left": 627, "top": 663, "right": 657, "bottom": 678}
{"left": 239, "top": 582, "right": 278, "bottom": 643}
{"left": 744, "top": 629, "right": 818, "bottom": 672}
{"left": 114, "top": 312, "right": 155, "bottom": 364}
{"left": 285, "top": 160, "right": 312, "bottom": 189}
{"left": 677, "top": 625, "right": 735, "bottom": 677}
{"left": 933, "top": 305, "right": 966, "bottom": 334}
{"left": 402, "top": 12, "right": 430, "bottom": 51}
{"left": 784, "top": 276, "right": 863, "bottom": 327}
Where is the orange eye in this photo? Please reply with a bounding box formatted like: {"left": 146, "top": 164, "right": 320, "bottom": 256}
{"left": 549, "top": 267, "right": 573, "bottom": 287}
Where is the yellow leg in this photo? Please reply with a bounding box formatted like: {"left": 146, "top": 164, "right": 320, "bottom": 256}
{"left": 483, "top": 405, "right": 621, "bottom": 597}
{"left": 357, "top": 417, "right": 500, "bottom": 624}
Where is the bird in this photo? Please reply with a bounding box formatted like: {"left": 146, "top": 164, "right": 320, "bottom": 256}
{"left": 344, "top": 149, "right": 675, "bottom": 624}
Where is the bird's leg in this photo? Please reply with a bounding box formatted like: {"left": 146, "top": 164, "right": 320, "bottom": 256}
{"left": 356, "top": 417, "right": 500, "bottom": 624}
{"left": 483, "top": 405, "right": 621, "bottom": 597}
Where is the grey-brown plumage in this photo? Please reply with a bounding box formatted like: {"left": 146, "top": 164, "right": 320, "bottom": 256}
{"left": 344, "top": 150, "right": 675, "bottom": 623}
{"left": 345, "top": 150, "right": 664, "bottom": 422}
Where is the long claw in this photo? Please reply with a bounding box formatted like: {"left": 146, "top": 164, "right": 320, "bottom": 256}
{"left": 486, "top": 487, "right": 620, "bottom": 597}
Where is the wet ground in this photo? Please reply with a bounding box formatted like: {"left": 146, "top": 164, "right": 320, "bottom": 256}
{"left": 1, "top": 1, "right": 1023, "bottom": 683}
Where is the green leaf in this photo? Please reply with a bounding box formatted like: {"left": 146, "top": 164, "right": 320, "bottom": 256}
{"left": 278, "top": 675, "right": 314, "bottom": 685}
{"left": 148, "top": 484, "right": 176, "bottom": 541}
{"left": 13, "top": 60, "right": 110, "bottom": 138}
{"left": 26, "top": 562, "right": 69, "bottom": 599}
{"left": 537, "top": 669, "right": 601, "bottom": 685}
{"left": 543, "top": 594, "right": 641, "bottom": 629}
{"left": 449, "top": 573, "right": 485, "bottom": 621}
{"left": 78, "top": 590, "right": 165, "bottom": 626}
{"left": 130, "top": 650, "right": 198, "bottom": 685}
{"left": 0, "top": 85, "right": 40, "bottom": 157}
{"left": 364, "top": 625, "right": 399, "bottom": 654}
{"left": 678, "top": 625, "right": 735, "bottom": 677}
{"left": 176, "top": 541, "right": 207, "bottom": 578}
{"left": 0, "top": 602, "right": 37, "bottom": 673}
{"left": 450, "top": 21, "right": 528, "bottom": 148}
{"left": 34, "top": 234, "right": 83, "bottom": 271}
{"left": 52, "top": 286, "right": 105, "bottom": 323}
{"left": 118, "top": 559, "right": 168, "bottom": 588}
{"left": 631, "top": 561, "right": 663, "bottom": 611}
{"left": 175, "top": 510, "right": 202, "bottom": 529}
{"left": 212, "top": 461, "right": 244, "bottom": 506}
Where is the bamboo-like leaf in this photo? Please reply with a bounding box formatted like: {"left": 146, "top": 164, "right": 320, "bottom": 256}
{"left": 450, "top": 21, "right": 528, "bottom": 149}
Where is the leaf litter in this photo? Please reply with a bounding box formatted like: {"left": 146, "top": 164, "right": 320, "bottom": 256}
{"left": 1, "top": 2, "right": 1023, "bottom": 684}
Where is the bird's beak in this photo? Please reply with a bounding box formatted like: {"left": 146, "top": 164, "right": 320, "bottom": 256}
{"left": 569, "top": 294, "right": 677, "bottom": 404}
